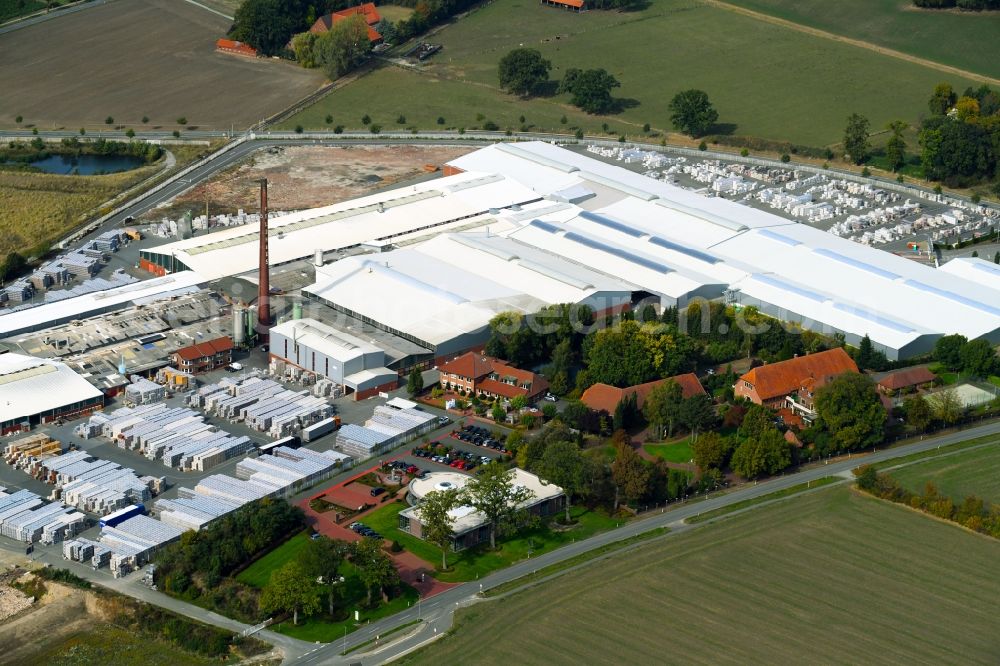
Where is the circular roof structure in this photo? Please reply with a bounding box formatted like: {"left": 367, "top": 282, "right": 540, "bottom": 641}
{"left": 408, "top": 471, "right": 471, "bottom": 502}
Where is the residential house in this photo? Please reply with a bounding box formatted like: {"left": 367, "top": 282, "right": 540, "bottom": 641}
{"left": 310, "top": 3, "right": 383, "bottom": 43}
{"left": 171, "top": 337, "right": 233, "bottom": 374}
{"left": 580, "top": 373, "right": 706, "bottom": 415}
{"left": 437, "top": 352, "right": 549, "bottom": 402}
{"left": 734, "top": 348, "right": 859, "bottom": 416}
{"left": 875, "top": 367, "right": 937, "bottom": 398}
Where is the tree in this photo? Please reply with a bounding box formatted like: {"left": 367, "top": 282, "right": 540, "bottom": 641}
{"left": 407, "top": 367, "right": 424, "bottom": 396}
{"left": 316, "top": 14, "right": 371, "bottom": 80}
{"left": 855, "top": 334, "right": 887, "bottom": 371}
{"left": 491, "top": 402, "right": 506, "bottom": 423}
{"left": 462, "top": 462, "right": 535, "bottom": 549}
{"left": 690, "top": 431, "right": 730, "bottom": 471}
{"left": 934, "top": 334, "right": 968, "bottom": 371}
{"left": 612, "top": 392, "right": 638, "bottom": 432}
{"left": 537, "top": 439, "right": 587, "bottom": 522}
{"left": 418, "top": 489, "right": 461, "bottom": 570}
{"left": 231, "top": 0, "right": 308, "bottom": 56}
{"left": 885, "top": 121, "right": 908, "bottom": 172}
{"left": 678, "top": 394, "right": 716, "bottom": 441}
{"left": 298, "top": 536, "right": 347, "bottom": 615}
{"left": 352, "top": 538, "right": 399, "bottom": 605}
{"left": 291, "top": 31, "right": 320, "bottom": 67}
{"left": 737, "top": 404, "right": 775, "bottom": 441}
{"left": 510, "top": 394, "right": 528, "bottom": 412}
{"left": 643, "top": 380, "right": 684, "bottom": 439}
{"left": 497, "top": 48, "right": 552, "bottom": 97}
{"left": 668, "top": 89, "right": 719, "bottom": 138}
{"left": 959, "top": 338, "right": 997, "bottom": 377}
{"left": 930, "top": 389, "right": 963, "bottom": 425}
{"left": 730, "top": 428, "right": 791, "bottom": 479}
{"left": 814, "top": 373, "right": 886, "bottom": 451}
{"left": 260, "top": 560, "right": 320, "bottom": 625}
{"left": 928, "top": 82, "right": 957, "bottom": 115}
{"left": 843, "top": 113, "right": 871, "bottom": 165}
{"left": 611, "top": 437, "right": 649, "bottom": 508}
{"left": 559, "top": 68, "right": 620, "bottom": 114}
{"left": 902, "top": 394, "right": 933, "bottom": 432}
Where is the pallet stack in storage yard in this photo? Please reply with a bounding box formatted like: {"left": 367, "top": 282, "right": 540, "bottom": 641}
{"left": 78, "top": 403, "right": 254, "bottom": 472}
{"left": 188, "top": 374, "right": 333, "bottom": 438}
{"left": 0, "top": 487, "right": 85, "bottom": 544}
{"left": 3, "top": 433, "right": 64, "bottom": 463}
{"left": 335, "top": 406, "right": 436, "bottom": 462}
{"left": 97, "top": 515, "right": 184, "bottom": 577}
{"left": 14, "top": 450, "right": 156, "bottom": 515}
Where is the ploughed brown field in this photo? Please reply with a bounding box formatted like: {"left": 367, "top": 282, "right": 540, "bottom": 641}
{"left": 0, "top": 0, "right": 324, "bottom": 131}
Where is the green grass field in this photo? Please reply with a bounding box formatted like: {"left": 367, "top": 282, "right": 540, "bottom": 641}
{"left": 284, "top": 0, "right": 982, "bottom": 146}
{"left": 37, "top": 625, "right": 216, "bottom": 666}
{"left": 644, "top": 439, "right": 694, "bottom": 463}
{"left": 364, "top": 500, "right": 619, "bottom": 582}
{"left": 403, "top": 485, "right": 1000, "bottom": 664}
{"left": 890, "top": 443, "right": 1000, "bottom": 504}
{"left": 236, "top": 531, "right": 313, "bottom": 588}
{"left": 719, "top": 0, "right": 1000, "bottom": 80}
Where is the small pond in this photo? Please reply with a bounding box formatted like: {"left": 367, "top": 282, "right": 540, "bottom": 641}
{"left": 26, "top": 153, "right": 145, "bottom": 175}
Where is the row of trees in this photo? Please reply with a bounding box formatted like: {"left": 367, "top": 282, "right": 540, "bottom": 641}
{"left": 920, "top": 83, "right": 1000, "bottom": 188}
{"left": 933, "top": 333, "right": 999, "bottom": 378}
{"left": 913, "top": 0, "right": 1000, "bottom": 9}
{"left": 857, "top": 467, "right": 1000, "bottom": 538}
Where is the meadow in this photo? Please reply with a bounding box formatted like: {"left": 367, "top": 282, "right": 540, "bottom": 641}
{"left": 285, "top": 0, "right": 982, "bottom": 146}
{"left": 890, "top": 443, "right": 1000, "bottom": 504}
{"left": 718, "top": 0, "right": 1000, "bottom": 80}
{"left": 404, "top": 486, "right": 1000, "bottom": 664}
{"left": 34, "top": 625, "right": 217, "bottom": 666}
{"left": 0, "top": 165, "right": 159, "bottom": 257}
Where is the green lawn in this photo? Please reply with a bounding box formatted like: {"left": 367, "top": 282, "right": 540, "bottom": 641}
{"left": 928, "top": 363, "right": 960, "bottom": 385}
{"left": 283, "top": 0, "right": 982, "bottom": 146}
{"left": 988, "top": 375, "right": 1000, "bottom": 388}
{"left": 890, "top": 442, "right": 1000, "bottom": 505}
{"left": 402, "top": 485, "right": 1000, "bottom": 665}
{"left": 719, "top": 0, "right": 1000, "bottom": 80}
{"left": 236, "top": 531, "right": 312, "bottom": 588}
{"left": 644, "top": 439, "right": 694, "bottom": 464}
{"left": 364, "top": 500, "right": 620, "bottom": 582}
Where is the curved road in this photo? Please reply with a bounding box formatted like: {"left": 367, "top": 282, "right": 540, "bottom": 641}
{"left": 299, "top": 421, "right": 1000, "bottom": 665}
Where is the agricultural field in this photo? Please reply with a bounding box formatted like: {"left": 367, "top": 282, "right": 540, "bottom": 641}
{"left": 404, "top": 486, "right": 1000, "bottom": 665}
{"left": 890, "top": 443, "right": 1000, "bottom": 504}
{"left": 0, "top": 164, "right": 159, "bottom": 257}
{"left": 30, "top": 625, "right": 217, "bottom": 666}
{"left": 717, "top": 0, "right": 1000, "bottom": 80}
{"left": 285, "top": 0, "right": 982, "bottom": 146}
{"left": 0, "top": 0, "right": 323, "bottom": 130}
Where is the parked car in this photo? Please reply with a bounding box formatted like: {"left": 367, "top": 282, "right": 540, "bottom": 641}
{"left": 543, "top": 393, "right": 558, "bottom": 402}
{"left": 370, "top": 487, "right": 386, "bottom": 497}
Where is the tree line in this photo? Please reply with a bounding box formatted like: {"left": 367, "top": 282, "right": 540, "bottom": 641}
{"left": 856, "top": 465, "right": 1000, "bottom": 539}
{"left": 912, "top": 0, "right": 1000, "bottom": 9}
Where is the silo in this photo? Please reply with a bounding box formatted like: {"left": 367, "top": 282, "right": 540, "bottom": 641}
{"left": 313, "top": 249, "right": 323, "bottom": 267}
{"left": 233, "top": 305, "right": 246, "bottom": 346}
{"left": 292, "top": 301, "right": 303, "bottom": 320}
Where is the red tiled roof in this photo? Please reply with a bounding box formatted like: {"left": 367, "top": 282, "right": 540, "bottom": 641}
{"left": 740, "top": 348, "right": 858, "bottom": 402}
{"left": 877, "top": 366, "right": 936, "bottom": 391}
{"left": 549, "top": 0, "right": 584, "bottom": 6}
{"left": 311, "top": 3, "right": 382, "bottom": 40}
{"left": 580, "top": 373, "right": 706, "bottom": 414}
{"left": 438, "top": 352, "right": 494, "bottom": 380}
{"left": 173, "top": 336, "right": 233, "bottom": 362}
{"left": 215, "top": 39, "right": 257, "bottom": 57}
{"left": 477, "top": 377, "right": 548, "bottom": 400}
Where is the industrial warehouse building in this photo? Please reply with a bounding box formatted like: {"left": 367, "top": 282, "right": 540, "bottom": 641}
{"left": 268, "top": 318, "right": 399, "bottom": 399}
{"left": 0, "top": 353, "right": 104, "bottom": 435}
{"left": 136, "top": 142, "right": 1000, "bottom": 361}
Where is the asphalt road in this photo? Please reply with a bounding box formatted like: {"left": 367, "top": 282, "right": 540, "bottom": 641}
{"left": 297, "top": 420, "right": 1000, "bottom": 665}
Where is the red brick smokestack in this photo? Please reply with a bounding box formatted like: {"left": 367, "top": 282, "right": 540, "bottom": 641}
{"left": 257, "top": 178, "right": 271, "bottom": 338}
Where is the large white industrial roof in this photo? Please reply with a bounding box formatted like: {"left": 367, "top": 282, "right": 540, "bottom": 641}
{"left": 938, "top": 257, "right": 1000, "bottom": 295}
{"left": 144, "top": 171, "right": 542, "bottom": 280}
{"left": 0, "top": 271, "right": 205, "bottom": 338}
{"left": 0, "top": 353, "right": 103, "bottom": 421}
{"left": 306, "top": 231, "right": 633, "bottom": 347}
{"left": 268, "top": 317, "right": 381, "bottom": 362}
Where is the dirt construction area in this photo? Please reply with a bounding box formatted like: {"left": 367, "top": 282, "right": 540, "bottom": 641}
{"left": 0, "top": 0, "right": 324, "bottom": 130}
{"left": 161, "top": 144, "right": 474, "bottom": 217}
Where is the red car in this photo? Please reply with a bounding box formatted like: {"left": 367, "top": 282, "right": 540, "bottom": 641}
{"left": 407, "top": 465, "right": 419, "bottom": 475}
